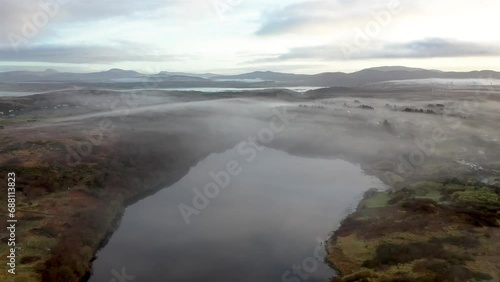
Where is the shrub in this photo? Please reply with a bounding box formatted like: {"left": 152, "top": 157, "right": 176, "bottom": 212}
{"left": 455, "top": 188, "right": 499, "bottom": 206}
{"left": 363, "top": 239, "right": 471, "bottom": 269}
{"left": 401, "top": 198, "right": 438, "bottom": 213}
{"left": 429, "top": 236, "right": 480, "bottom": 249}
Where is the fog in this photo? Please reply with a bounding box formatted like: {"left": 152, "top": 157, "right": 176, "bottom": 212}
{"left": 8, "top": 82, "right": 499, "bottom": 181}
{"left": 1, "top": 80, "right": 499, "bottom": 281}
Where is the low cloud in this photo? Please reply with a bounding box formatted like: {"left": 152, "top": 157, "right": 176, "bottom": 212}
{"left": 260, "top": 39, "right": 500, "bottom": 62}
{"left": 0, "top": 44, "right": 181, "bottom": 64}
{"left": 376, "top": 39, "right": 500, "bottom": 58}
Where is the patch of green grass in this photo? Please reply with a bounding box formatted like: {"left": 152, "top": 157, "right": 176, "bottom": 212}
{"left": 416, "top": 189, "right": 442, "bottom": 202}
{"left": 410, "top": 181, "right": 443, "bottom": 190}
{"left": 380, "top": 172, "right": 405, "bottom": 185}
{"left": 363, "top": 192, "right": 391, "bottom": 208}
{"left": 443, "top": 184, "right": 469, "bottom": 192}
{"left": 0, "top": 115, "right": 38, "bottom": 126}
{"left": 455, "top": 188, "right": 499, "bottom": 206}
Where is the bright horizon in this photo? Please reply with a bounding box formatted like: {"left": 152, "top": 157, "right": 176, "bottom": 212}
{"left": 2, "top": 65, "right": 500, "bottom": 76}
{"left": 1, "top": 0, "right": 500, "bottom": 74}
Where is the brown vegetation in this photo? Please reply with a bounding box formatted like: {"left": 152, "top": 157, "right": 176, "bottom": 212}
{"left": 328, "top": 179, "right": 500, "bottom": 282}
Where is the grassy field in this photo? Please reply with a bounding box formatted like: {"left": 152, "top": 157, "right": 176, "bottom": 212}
{"left": 328, "top": 172, "right": 500, "bottom": 281}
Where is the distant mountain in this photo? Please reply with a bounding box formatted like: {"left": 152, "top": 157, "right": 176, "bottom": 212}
{"left": 0, "top": 68, "right": 143, "bottom": 83}
{"left": 156, "top": 71, "right": 219, "bottom": 79}
{"left": 213, "top": 68, "right": 500, "bottom": 87}
{"left": 0, "top": 67, "right": 498, "bottom": 86}
{"left": 364, "top": 66, "right": 429, "bottom": 72}
{"left": 213, "top": 71, "right": 309, "bottom": 82}
{"left": 83, "top": 69, "right": 143, "bottom": 80}
{"left": 154, "top": 75, "right": 209, "bottom": 82}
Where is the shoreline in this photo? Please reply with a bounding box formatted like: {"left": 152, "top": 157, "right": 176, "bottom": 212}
{"left": 80, "top": 165, "right": 205, "bottom": 282}
{"left": 326, "top": 170, "right": 499, "bottom": 281}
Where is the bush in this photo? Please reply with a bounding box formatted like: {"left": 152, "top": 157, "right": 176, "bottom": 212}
{"left": 429, "top": 235, "right": 480, "bottom": 249}
{"left": 42, "top": 264, "right": 78, "bottom": 282}
{"left": 363, "top": 239, "right": 471, "bottom": 269}
{"left": 455, "top": 188, "right": 499, "bottom": 206}
{"left": 31, "top": 225, "right": 59, "bottom": 238}
{"left": 413, "top": 260, "right": 492, "bottom": 281}
{"left": 401, "top": 198, "right": 438, "bottom": 213}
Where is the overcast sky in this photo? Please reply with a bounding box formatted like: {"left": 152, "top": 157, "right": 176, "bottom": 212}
{"left": 0, "top": 0, "right": 499, "bottom": 74}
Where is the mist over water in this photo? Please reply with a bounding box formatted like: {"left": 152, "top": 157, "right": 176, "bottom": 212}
{"left": 0, "top": 91, "right": 41, "bottom": 97}
{"left": 89, "top": 147, "right": 385, "bottom": 282}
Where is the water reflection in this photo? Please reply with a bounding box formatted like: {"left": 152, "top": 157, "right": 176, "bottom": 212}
{"left": 89, "top": 147, "right": 385, "bottom": 282}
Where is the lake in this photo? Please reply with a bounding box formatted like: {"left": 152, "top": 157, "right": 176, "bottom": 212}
{"left": 89, "top": 146, "right": 385, "bottom": 282}
{"left": 118, "top": 87, "right": 322, "bottom": 93}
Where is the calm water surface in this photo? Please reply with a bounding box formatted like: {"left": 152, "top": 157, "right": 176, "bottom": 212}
{"left": 89, "top": 147, "right": 385, "bottom": 282}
